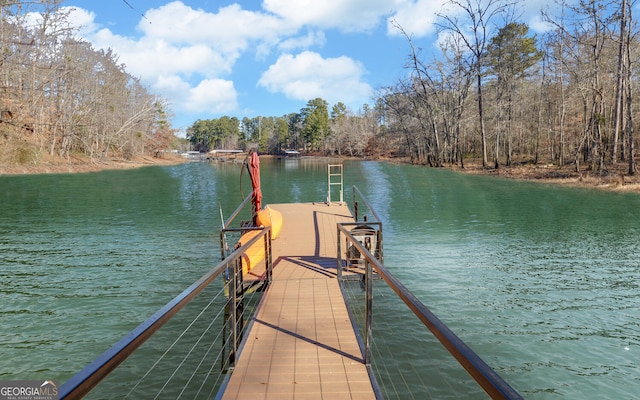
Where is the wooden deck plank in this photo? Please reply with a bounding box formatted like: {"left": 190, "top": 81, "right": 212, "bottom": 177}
{"left": 221, "top": 203, "right": 376, "bottom": 399}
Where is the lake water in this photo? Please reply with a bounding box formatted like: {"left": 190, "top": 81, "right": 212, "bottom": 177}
{"left": 1, "top": 159, "right": 638, "bottom": 399}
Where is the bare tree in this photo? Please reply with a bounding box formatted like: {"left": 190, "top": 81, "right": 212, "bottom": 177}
{"left": 612, "top": 0, "right": 628, "bottom": 163}
{"left": 0, "top": 0, "right": 173, "bottom": 166}
{"left": 438, "top": 0, "right": 515, "bottom": 168}
{"left": 542, "top": 4, "right": 569, "bottom": 166}
{"left": 625, "top": 0, "right": 637, "bottom": 175}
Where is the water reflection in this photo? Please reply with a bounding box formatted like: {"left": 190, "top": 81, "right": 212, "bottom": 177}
{"left": 344, "top": 163, "right": 640, "bottom": 399}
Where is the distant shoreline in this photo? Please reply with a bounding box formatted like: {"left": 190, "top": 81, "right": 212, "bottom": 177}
{"left": 0, "top": 154, "right": 188, "bottom": 176}
{"left": 449, "top": 160, "right": 640, "bottom": 193}
{"left": 2, "top": 153, "right": 639, "bottom": 193}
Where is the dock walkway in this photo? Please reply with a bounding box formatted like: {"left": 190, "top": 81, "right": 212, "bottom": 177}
{"left": 221, "top": 202, "right": 376, "bottom": 399}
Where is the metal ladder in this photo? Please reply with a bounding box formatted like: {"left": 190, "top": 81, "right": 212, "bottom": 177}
{"left": 327, "top": 164, "right": 343, "bottom": 204}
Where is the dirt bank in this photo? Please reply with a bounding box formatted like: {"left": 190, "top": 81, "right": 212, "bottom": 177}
{"left": 450, "top": 160, "right": 640, "bottom": 193}
{"left": 0, "top": 154, "right": 188, "bottom": 176}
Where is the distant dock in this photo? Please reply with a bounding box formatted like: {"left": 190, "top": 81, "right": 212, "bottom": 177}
{"left": 208, "top": 150, "right": 245, "bottom": 162}
{"left": 181, "top": 150, "right": 245, "bottom": 162}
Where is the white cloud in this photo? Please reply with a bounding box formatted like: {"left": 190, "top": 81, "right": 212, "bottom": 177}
{"left": 64, "top": 0, "right": 415, "bottom": 125}
{"left": 388, "top": 0, "right": 558, "bottom": 38}
{"left": 529, "top": 14, "right": 554, "bottom": 33}
{"left": 155, "top": 74, "right": 191, "bottom": 95}
{"left": 65, "top": 6, "right": 99, "bottom": 37}
{"left": 387, "top": 0, "right": 443, "bottom": 38}
{"left": 153, "top": 75, "right": 238, "bottom": 114}
{"left": 258, "top": 51, "right": 373, "bottom": 106}
{"left": 185, "top": 79, "right": 238, "bottom": 114}
{"left": 278, "top": 31, "right": 327, "bottom": 52}
{"left": 129, "top": 39, "right": 233, "bottom": 79}
{"left": 68, "top": 1, "right": 283, "bottom": 122}
{"left": 140, "top": 2, "right": 293, "bottom": 51}
{"left": 263, "top": 0, "right": 404, "bottom": 32}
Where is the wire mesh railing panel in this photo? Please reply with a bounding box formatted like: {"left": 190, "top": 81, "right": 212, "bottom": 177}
{"left": 56, "top": 193, "right": 272, "bottom": 399}
{"left": 342, "top": 186, "right": 521, "bottom": 400}
{"left": 341, "top": 279, "right": 489, "bottom": 400}
{"left": 83, "top": 273, "right": 264, "bottom": 400}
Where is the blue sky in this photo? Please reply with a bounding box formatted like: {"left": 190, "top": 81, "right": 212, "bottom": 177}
{"left": 60, "top": 0, "right": 555, "bottom": 131}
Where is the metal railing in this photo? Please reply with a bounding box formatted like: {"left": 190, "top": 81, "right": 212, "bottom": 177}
{"left": 60, "top": 194, "right": 272, "bottom": 399}
{"left": 60, "top": 184, "right": 523, "bottom": 399}
{"left": 337, "top": 186, "right": 523, "bottom": 400}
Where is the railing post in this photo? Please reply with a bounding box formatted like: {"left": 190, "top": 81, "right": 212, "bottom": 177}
{"left": 265, "top": 228, "right": 273, "bottom": 286}
{"left": 364, "top": 258, "right": 372, "bottom": 366}
{"left": 354, "top": 201, "right": 359, "bottom": 222}
{"left": 230, "top": 255, "right": 244, "bottom": 367}
{"left": 229, "top": 259, "right": 238, "bottom": 367}
{"left": 336, "top": 226, "right": 342, "bottom": 279}
{"left": 376, "top": 226, "right": 383, "bottom": 264}
{"left": 220, "top": 230, "right": 227, "bottom": 260}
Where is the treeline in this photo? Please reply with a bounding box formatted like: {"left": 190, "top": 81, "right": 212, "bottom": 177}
{"left": 187, "top": 98, "right": 385, "bottom": 157}
{"left": 190, "top": 0, "right": 639, "bottom": 176}
{"left": 385, "top": 0, "right": 638, "bottom": 174}
{"left": 0, "top": 0, "right": 174, "bottom": 166}
{"left": 6, "top": 0, "right": 636, "bottom": 175}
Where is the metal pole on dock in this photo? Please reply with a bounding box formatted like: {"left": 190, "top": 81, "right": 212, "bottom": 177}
{"left": 364, "top": 259, "right": 373, "bottom": 365}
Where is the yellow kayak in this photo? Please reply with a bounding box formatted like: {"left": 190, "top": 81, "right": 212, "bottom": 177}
{"left": 239, "top": 206, "right": 282, "bottom": 276}
{"left": 256, "top": 206, "right": 282, "bottom": 240}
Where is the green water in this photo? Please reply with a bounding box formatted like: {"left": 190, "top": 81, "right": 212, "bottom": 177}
{"left": 1, "top": 159, "right": 639, "bottom": 398}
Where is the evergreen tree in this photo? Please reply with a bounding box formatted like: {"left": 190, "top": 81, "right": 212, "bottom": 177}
{"left": 300, "top": 98, "right": 330, "bottom": 150}
{"left": 486, "top": 22, "right": 542, "bottom": 166}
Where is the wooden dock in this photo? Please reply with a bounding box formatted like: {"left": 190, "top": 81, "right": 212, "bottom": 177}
{"left": 221, "top": 202, "right": 376, "bottom": 399}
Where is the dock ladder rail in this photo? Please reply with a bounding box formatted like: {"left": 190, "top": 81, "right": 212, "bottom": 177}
{"left": 327, "top": 164, "right": 344, "bottom": 204}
